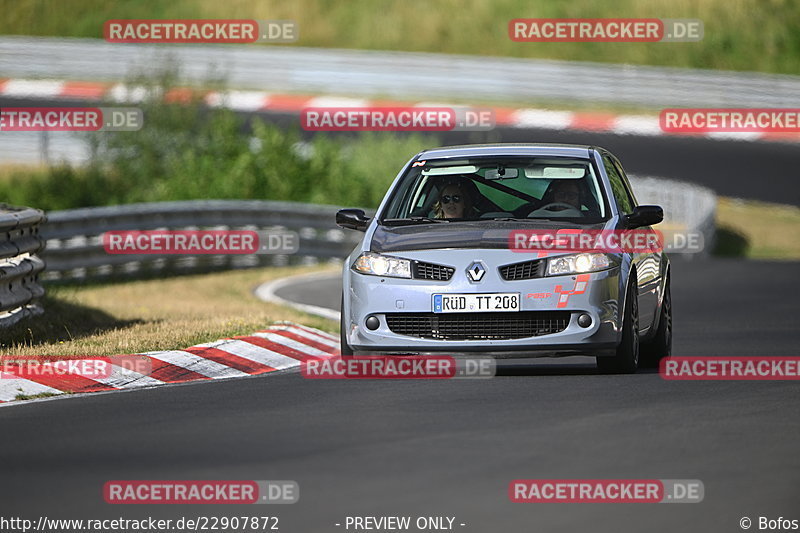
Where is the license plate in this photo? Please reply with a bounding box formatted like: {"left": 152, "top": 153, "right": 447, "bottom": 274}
{"left": 432, "top": 293, "right": 520, "bottom": 313}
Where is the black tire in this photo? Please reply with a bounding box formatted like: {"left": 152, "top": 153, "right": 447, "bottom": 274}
{"left": 339, "top": 296, "right": 354, "bottom": 357}
{"left": 640, "top": 275, "right": 672, "bottom": 368}
{"left": 597, "top": 275, "right": 640, "bottom": 374}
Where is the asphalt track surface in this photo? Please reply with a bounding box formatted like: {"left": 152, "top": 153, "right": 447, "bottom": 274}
{"left": 1, "top": 258, "right": 798, "bottom": 532}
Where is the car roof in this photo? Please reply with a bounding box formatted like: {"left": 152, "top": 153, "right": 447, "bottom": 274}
{"left": 417, "top": 143, "right": 597, "bottom": 160}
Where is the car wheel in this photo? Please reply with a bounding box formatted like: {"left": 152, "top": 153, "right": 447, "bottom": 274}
{"left": 339, "top": 296, "right": 354, "bottom": 358}
{"left": 597, "top": 275, "right": 640, "bottom": 374}
{"left": 640, "top": 275, "right": 672, "bottom": 368}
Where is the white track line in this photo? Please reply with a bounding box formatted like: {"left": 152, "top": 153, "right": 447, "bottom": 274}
{"left": 254, "top": 271, "right": 341, "bottom": 321}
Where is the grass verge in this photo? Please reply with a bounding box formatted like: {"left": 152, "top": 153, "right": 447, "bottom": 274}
{"left": 14, "top": 391, "right": 61, "bottom": 401}
{"left": 0, "top": 265, "right": 339, "bottom": 358}
{"left": 714, "top": 197, "right": 800, "bottom": 260}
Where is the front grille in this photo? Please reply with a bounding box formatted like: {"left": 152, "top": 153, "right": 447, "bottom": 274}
{"left": 385, "top": 311, "right": 570, "bottom": 340}
{"left": 499, "top": 259, "right": 546, "bottom": 281}
{"left": 412, "top": 261, "right": 455, "bottom": 281}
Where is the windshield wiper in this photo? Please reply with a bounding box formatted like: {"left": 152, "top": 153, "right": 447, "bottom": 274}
{"left": 382, "top": 216, "right": 451, "bottom": 225}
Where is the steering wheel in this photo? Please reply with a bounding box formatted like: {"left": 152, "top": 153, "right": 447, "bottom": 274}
{"left": 527, "top": 202, "right": 583, "bottom": 217}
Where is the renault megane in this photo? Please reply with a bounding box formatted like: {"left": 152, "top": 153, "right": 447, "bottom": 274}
{"left": 336, "top": 144, "right": 671, "bottom": 373}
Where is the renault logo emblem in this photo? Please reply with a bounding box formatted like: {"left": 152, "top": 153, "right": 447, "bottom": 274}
{"left": 466, "top": 261, "right": 486, "bottom": 282}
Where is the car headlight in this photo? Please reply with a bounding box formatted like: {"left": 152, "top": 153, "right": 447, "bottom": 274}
{"left": 547, "top": 253, "right": 611, "bottom": 276}
{"left": 352, "top": 252, "right": 411, "bottom": 278}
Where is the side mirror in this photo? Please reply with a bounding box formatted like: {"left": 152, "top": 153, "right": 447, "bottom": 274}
{"left": 336, "top": 209, "right": 371, "bottom": 231}
{"left": 625, "top": 205, "right": 663, "bottom": 229}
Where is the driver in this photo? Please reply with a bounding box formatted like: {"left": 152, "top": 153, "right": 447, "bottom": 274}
{"left": 433, "top": 177, "right": 480, "bottom": 219}
{"left": 545, "top": 180, "right": 583, "bottom": 211}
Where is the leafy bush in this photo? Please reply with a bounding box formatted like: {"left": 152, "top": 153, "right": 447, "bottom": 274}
{"left": 0, "top": 95, "right": 434, "bottom": 210}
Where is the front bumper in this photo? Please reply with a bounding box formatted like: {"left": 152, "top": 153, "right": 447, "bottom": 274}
{"left": 344, "top": 249, "right": 623, "bottom": 357}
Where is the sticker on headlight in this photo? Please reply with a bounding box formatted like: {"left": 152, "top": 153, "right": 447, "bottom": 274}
{"left": 433, "top": 293, "right": 520, "bottom": 313}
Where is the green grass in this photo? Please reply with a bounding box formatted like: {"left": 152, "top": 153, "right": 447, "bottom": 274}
{"left": 14, "top": 391, "right": 61, "bottom": 401}
{"left": 714, "top": 197, "right": 800, "bottom": 260}
{"left": 0, "top": 0, "right": 798, "bottom": 75}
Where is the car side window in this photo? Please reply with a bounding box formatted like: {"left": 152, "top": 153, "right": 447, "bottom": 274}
{"left": 602, "top": 154, "right": 635, "bottom": 215}
{"left": 611, "top": 156, "right": 639, "bottom": 207}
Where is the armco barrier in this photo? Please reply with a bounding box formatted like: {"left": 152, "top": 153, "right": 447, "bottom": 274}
{"left": 1, "top": 37, "right": 798, "bottom": 108}
{"left": 629, "top": 175, "right": 717, "bottom": 258}
{"left": 39, "top": 200, "right": 362, "bottom": 282}
{"left": 0, "top": 205, "right": 46, "bottom": 327}
{"left": 39, "top": 176, "right": 715, "bottom": 282}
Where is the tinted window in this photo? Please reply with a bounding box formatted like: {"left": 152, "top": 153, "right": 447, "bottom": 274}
{"left": 612, "top": 157, "right": 639, "bottom": 206}
{"left": 603, "top": 154, "right": 634, "bottom": 214}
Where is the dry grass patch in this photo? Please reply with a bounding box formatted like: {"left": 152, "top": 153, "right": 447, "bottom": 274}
{"left": 0, "top": 265, "right": 339, "bottom": 358}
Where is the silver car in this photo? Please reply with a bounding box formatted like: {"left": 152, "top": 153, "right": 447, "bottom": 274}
{"left": 337, "top": 144, "right": 671, "bottom": 373}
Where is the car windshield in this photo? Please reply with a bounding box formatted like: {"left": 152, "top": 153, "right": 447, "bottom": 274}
{"left": 381, "top": 156, "right": 608, "bottom": 224}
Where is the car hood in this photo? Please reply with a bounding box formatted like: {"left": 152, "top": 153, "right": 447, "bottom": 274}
{"left": 370, "top": 220, "right": 607, "bottom": 252}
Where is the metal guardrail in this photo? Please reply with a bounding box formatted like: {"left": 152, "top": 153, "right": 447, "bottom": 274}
{"left": 39, "top": 176, "right": 716, "bottom": 282}
{"left": 0, "top": 205, "right": 46, "bottom": 327}
{"left": 1, "top": 36, "right": 799, "bottom": 108}
{"left": 39, "top": 200, "right": 358, "bottom": 282}
{"left": 629, "top": 175, "right": 717, "bottom": 258}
